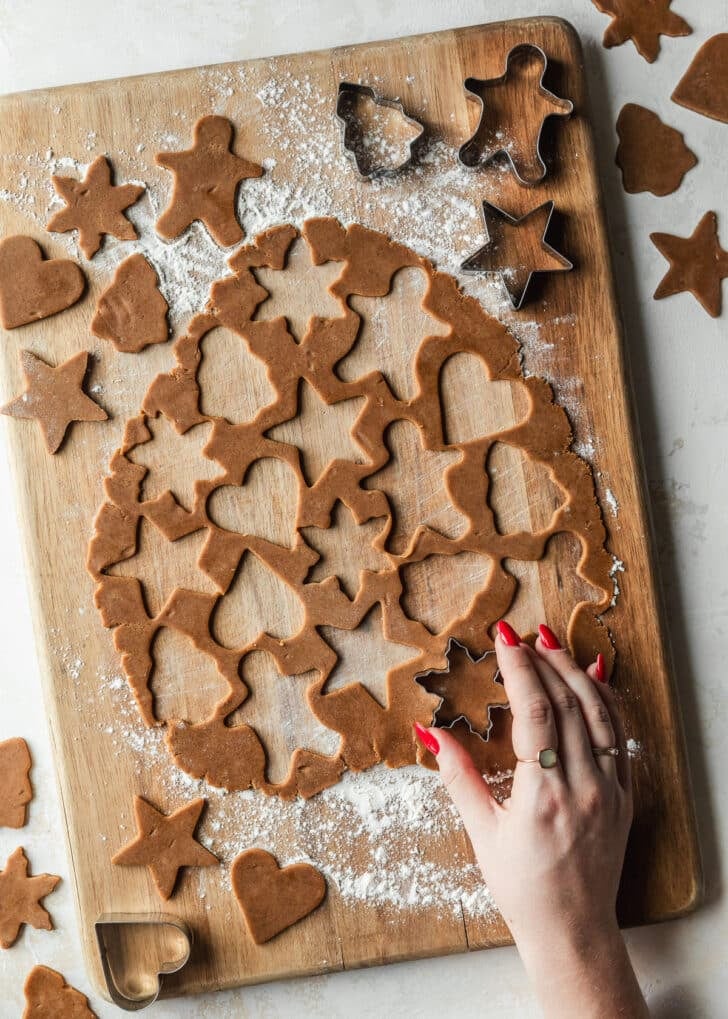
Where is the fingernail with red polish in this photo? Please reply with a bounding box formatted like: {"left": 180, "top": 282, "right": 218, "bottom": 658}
{"left": 413, "top": 722, "right": 440, "bottom": 755}
{"left": 538, "top": 624, "right": 562, "bottom": 650}
{"left": 497, "top": 619, "right": 521, "bottom": 647}
{"left": 595, "top": 652, "right": 607, "bottom": 683}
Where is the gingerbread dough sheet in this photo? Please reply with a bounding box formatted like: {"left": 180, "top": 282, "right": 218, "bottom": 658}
{"left": 0, "top": 17, "right": 700, "bottom": 1000}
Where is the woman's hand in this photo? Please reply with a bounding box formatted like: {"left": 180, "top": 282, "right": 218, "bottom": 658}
{"left": 415, "top": 621, "right": 649, "bottom": 1019}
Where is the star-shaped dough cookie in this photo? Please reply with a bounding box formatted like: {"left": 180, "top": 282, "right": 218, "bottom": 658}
{"left": 651, "top": 211, "right": 728, "bottom": 318}
{"left": 46, "top": 155, "right": 144, "bottom": 259}
{"left": 23, "top": 965, "right": 98, "bottom": 1018}
{"left": 0, "top": 847, "right": 60, "bottom": 949}
{"left": 155, "top": 116, "right": 263, "bottom": 246}
{"left": 112, "top": 796, "right": 218, "bottom": 900}
{"left": 0, "top": 737, "right": 33, "bottom": 828}
{"left": 591, "top": 0, "right": 691, "bottom": 63}
{"left": 461, "top": 200, "right": 572, "bottom": 309}
{"left": 1, "top": 350, "right": 108, "bottom": 454}
{"left": 415, "top": 638, "right": 509, "bottom": 738}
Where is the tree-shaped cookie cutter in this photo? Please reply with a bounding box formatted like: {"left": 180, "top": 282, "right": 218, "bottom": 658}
{"left": 414, "top": 637, "right": 507, "bottom": 742}
{"left": 335, "top": 81, "right": 425, "bottom": 179}
{"left": 458, "top": 43, "right": 573, "bottom": 186}
{"left": 94, "top": 914, "right": 192, "bottom": 1011}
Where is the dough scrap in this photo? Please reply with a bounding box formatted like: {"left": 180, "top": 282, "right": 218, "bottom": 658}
{"left": 111, "top": 795, "right": 218, "bottom": 900}
{"left": 591, "top": 0, "right": 691, "bottom": 62}
{"left": 0, "top": 737, "right": 32, "bottom": 828}
{"left": 0, "top": 847, "right": 60, "bottom": 949}
{"left": 651, "top": 211, "right": 728, "bottom": 318}
{"left": 0, "top": 236, "right": 85, "bottom": 330}
{"left": 91, "top": 253, "right": 169, "bottom": 353}
{"left": 415, "top": 641, "right": 508, "bottom": 738}
{"left": 231, "top": 848, "right": 326, "bottom": 944}
{"left": 672, "top": 33, "right": 728, "bottom": 124}
{"left": 23, "top": 965, "right": 98, "bottom": 1019}
{"left": 1, "top": 350, "right": 108, "bottom": 454}
{"left": 615, "top": 103, "right": 697, "bottom": 196}
{"left": 155, "top": 116, "right": 263, "bottom": 246}
{"left": 46, "top": 155, "right": 144, "bottom": 259}
{"left": 88, "top": 219, "right": 614, "bottom": 799}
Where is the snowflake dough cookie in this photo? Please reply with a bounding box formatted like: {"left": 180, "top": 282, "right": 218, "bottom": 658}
{"left": 0, "top": 236, "right": 85, "bottom": 330}
{"left": 591, "top": 0, "right": 691, "bottom": 62}
{"left": 46, "top": 155, "right": 144, "bottom": 258}
{"left": 155, "top": 115, "right": 263, "bottom": 246}
{"left": 0, "top": 737, "right": 32, "bottom": 828}
{"left": 0, "top": 847, "right": 59, "bottom": 949}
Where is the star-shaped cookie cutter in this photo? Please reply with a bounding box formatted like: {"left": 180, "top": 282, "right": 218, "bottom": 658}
{"left": 414, "top": 637, "right": 507, "bottom": 743}
{"left": 460, "top": 199, "right": 573, "bottom": 310}
{"left": 458, "top": 43, "right": 573, "bottom": 186}
{"left": 94, "top": 913, "right": 192, "bottom": 1011}
{"left": 335, "top": 81, "right": 425, "bottom": 179}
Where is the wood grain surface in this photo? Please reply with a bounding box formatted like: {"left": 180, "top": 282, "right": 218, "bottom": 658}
{"left": 0, "top": 16, "right": 701, "bottom": 1002}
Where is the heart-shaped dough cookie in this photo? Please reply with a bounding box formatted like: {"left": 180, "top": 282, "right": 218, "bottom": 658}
{"left": 0, "top": 236, "right": 85, "bottom": 329}
{"left": 231, "top": 848, "right": 326, "bottom": 944}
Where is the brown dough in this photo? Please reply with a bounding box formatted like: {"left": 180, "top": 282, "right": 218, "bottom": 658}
{"left": 0, "top": 847, "right": 59, "bottom": 949}
{"left": 155, "top": 116, "right": 263, "bottom": 246}
{"left": 46, "top": 155, "right": 144, "bottom": 259}
{"left": 615, "top": 103, "right": 696, "bottom": 196}
{"left": 672, "top": 34, "right": 728, "bottom": 124}
{"left": 231, "top": 848, "right": 326, "bottom": 944}
{"left": 0, "top": 236, "right": 85, "bottom": 329}
{"left": 591, "top": 0, "right": 691, "bottom": 62}
{"left": 415, "top": 640, "right": 508, "bottom": 738}
{"left": 651, "top": 211, "right": 728, "bottom": 318}
{"left": 1, "top": 350, "right": 108, "bottom": 454}
{"left": 91, "top": 254, "right": 169, "bottom": 353}
{"left": 23, "top": 965, "right": 98, "bottom": 1019}
{"left": 87, "top": 219, "right": 614, "bottom": 799}
{"left": 111, "top": 795, "right": 217, "bottom": 900}
{"left": 0, "top": 737, "right": 32, "bottom": 828}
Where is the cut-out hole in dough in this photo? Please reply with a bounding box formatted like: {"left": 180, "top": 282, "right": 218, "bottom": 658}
{"left": 319, "top": 605, "right": 417, "bottom": 707}
{"left": 364, "top": 419, "right": 466, "bottom": 554}
{"left": 267, "top": 381, "right": 366, "bottom": 486}
{"left": 107, "top": 519, "right": 216, "bottom": 617}
{"left": 212, "top": 550, "right": 304, "bottom": 649}
{"left": 341, "top": 267, "right": 450, "bottom": 401}
{"left": 439, "top": 352, "right": 530, "bottom": 445}
{"left": 130, "top": 418, "right": 223, "bottom": 511}
{"left": 229, "top": 651, "right": 340, "bottom": 783}
{"left": 207, "top": 458, "right": 299, "bottom": 548}
{"left": 504, "top": 532, "right": 600, "bottom": 638}
{"left": 253, "top": 236, "right": 345, "bottom": 341}
{"left": 150, "top": 627, "right": 230, "bottom": 723}
{"left": 302, "top": 502, "right": 389, "bottom": 599}
{"left": 198, "top": 326, "right": 275, "bottom": 424}
{"left": 488, "top": 442, "right": 564, "bottom": 535}
{"left": 401, "top": 551, "right": 492, "bottom": 634}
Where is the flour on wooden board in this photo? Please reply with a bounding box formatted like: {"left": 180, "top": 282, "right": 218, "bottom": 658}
{"left": 3, "top": 63, "right": 620, "bottom": 921}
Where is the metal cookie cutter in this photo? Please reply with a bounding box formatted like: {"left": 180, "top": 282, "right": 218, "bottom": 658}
{"left": 458, "top": 43, "right": 574, "bottom": 186}
{"left": 95, "top": 913, "right": 193, "bottom": 1011}
{"left": 460, "top": 199, "right": 573, "bottom": 310}
{"left": 335, "top": 81, "right": 425, "bottom": 179}
{"left": 414, "top": 637, "right": 507, "bottom": 742}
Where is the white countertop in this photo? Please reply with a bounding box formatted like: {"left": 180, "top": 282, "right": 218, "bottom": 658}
{"left": 1, "top": 1, "right": 726, "bottom": 1015}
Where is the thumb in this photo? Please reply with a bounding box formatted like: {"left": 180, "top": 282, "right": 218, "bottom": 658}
{"left": 415, "top": 723, "right": 498, "bottom": 849}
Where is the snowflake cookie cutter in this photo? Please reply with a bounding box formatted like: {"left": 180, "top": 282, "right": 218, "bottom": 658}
{"left": 94, "top": 914, "right": 192, "bottom": 1011}
{"left": 335, "top": 81, "right": 425, "bottom": 179}
{"left": 457, "top": 43, "right": 574, "bottom": 186}
{"left": 414, "top": 637, "right": 508, "bottom": 743}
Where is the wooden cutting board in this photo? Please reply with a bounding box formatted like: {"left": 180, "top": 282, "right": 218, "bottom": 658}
{"left": 0, "top": 16, "right": 701, "bottom": 1005}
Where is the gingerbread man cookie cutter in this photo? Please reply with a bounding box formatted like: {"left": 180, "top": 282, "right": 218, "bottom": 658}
{"left": 94, "top": 913, "right": 192, "bottom": 1011}
{"left": 458, "top": 43, "right": 574, "bottom": 186}
{"left": 335, "top": 81, "right": 425, "bottom": 179}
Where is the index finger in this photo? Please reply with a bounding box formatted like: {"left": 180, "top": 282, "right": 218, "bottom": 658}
{"left": 495, "top": 621, "right": 559, "bottom": 768}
